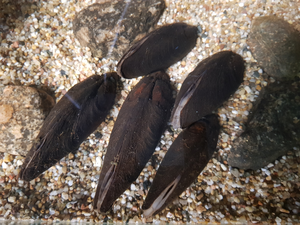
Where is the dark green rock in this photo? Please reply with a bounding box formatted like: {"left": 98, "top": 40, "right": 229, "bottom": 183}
{"left": 228, "top": 80, "right": 300, "bottom": 170}
{"left": 247, "top": 16, "right": 300, "bottom": 80}
{"left": 73, "top": 0, "right": 165, "bottom": 60}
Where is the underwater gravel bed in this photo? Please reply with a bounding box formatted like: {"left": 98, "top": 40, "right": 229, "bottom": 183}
{"left": 0, "top": 0, "right": 300, "bottom": 223}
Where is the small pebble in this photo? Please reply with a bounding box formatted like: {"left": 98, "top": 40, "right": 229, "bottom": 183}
{"left": 275, "top": 217, "right": 282, "bottom": 223}
{"left": 220, "top": 164, "right": 227, "bottom": 171}
{"left": 62, "top": 193, "right": 69, "bottom": 200}
{"left": 234, "top": 197, "right": 240, "bottom": 203}
{"left": 68, "top": 153, "right": 74, "bottom": 160}
{"left": 8, "top": 196, "right": 16, "bottom": 203}
{"left": 245, "top": 206, "right": 254, "bottom": 212}
{"left": 130, "top": 184, "right": 136, "bottom": 191}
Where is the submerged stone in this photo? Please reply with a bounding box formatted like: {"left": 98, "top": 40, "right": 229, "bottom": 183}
{"left": 0, "top": 86, "right": 54, "bottom": 156}
{"left": 228, "top": 80, "right": 300, "bottom": 170}
{"left": 247, "top": 16, "right": 300, "bottom": 80}
{"left": 73, "top": 0, "right": 165, "bottom": 60}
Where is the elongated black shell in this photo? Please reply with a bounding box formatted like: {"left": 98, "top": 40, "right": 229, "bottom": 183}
{"left": 19, "top": 73, "right": 119, "bottom": 181}
{"left": 142, "top": 114, "right": 220, "bottom": 218}
{"left": 117, "top": 23, "right": 199, "bottom": 79}
{"left": 171, "top": 51, "right": 245, "bottom": 129}
{"left": 93, "top": 71, "right": 174, "bottom": 213}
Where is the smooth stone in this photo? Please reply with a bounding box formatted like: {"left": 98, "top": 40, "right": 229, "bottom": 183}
{"left": 73, "top": 0, "right": 165, "bottom": 60}
{"left": 247, "top": 16, "right": 300, "bottom": 80}
{"left": 228, "top": 80, "right": 300, "bottom": 170}
{"left": 0, "top": 86, "right": 55, "bottom": 156}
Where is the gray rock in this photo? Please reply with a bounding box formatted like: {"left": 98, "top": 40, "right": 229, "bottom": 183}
{"left": 228, "top": 80, "right": 300, "bottom": 170}
{"left": 73, "top": 0, "right": 165, "bottom": 60}
{"left": 247, "top": 16, "right": 300, "bottom": 80}
{"left": 0, "top": 86, "right": 55, "bottom": 156}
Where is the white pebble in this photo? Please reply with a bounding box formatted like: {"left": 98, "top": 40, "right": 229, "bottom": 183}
{"left": 261, "top": 208, "right": 268, "bottom": 213}
{"left": 121, "top": 198, "right": 126, "bottom": 205}
{"left": 220, "top": 164, "right": 227, "bottom": 171}
{"left": 159, "top": 151, "right": 165, "bottom": 158}
{"left": 207, "top": 180, "right": 213, "bottom": 185}
{"left": 8, "top": 196, "right": 16, "bottom": 203}
{"left": 4, "top": 209, "right": 11, "bottom": 218}
{"left": 94, "top": 157, "right": 102, "bottom": 167}
{"left": 2, "top": 162, "right": 8, "bottom": 169}
{"left": 166, "top": 212, "right": 174, "bottom": 218}
{"left": 68, "top": 180, "right": 73, "bottom": 186}
{"left": 61, "top": 193, "right": 69, "bottom": 200}
{"left": 275, "top": 217, "right": 282, "bottom": 224}
{"left": 126, "top": 202, "right": 132, "bottom": 208}
{"left": 239, "top": 89, "right": 246, "bottom": 95}
{"left": 50, "top": 191, "right": 57, "bottom": 196}
{"left": 130, "top": 184, "right": 136, "bottom": 191}
{"left": 49, "top": 208, "right": 56, "bottom": 215}
{"left": 233, "top": 197, "right": 240, "bottom": 203}
{"left": 245, "top": 206, "right": 254, "bottom": 212}
{"left": 245, "top": 86, "right": 252, "bottom": 93}
{"left": 205, "top": 186, "right": 211, "bottom": 194}
{"left": 16, "top": 160, "right": 23, "bottom": 166}
{"left": 187, "top": 198, "right": 193, "bottom": 203}
{"left": 82, "top": 212, "right": 91, "bottom": 216}
{"left": 18, "top": 180, "right": 24, "bottom": 186}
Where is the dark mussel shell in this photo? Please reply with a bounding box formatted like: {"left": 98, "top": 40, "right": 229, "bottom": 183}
{"left": 142, "top": 114, "right": 220, "bottom": 218}
{"left": 117, "top": 23, "right": 199, "bottom": 79}
{"left": 171, "top": 51, "right": 245, "bottom": 129}
{"left": 93, "top": 71, "right": 174, "bottom": 213}
{"left": 19, "top": 73, "right": 120, "bottom": 181}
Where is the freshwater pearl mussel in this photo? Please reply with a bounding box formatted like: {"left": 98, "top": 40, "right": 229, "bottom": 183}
{"left": 19, "top": 73, "right": 120, "bottom": 181}
{"left": 19, "top": 22, "right": 245, "bottom": 219}
{"left": 171, "top": 50, "right": 245, "bottom": 129}
{"left": 142, "top": 114, "right": 221, "bottom": 218}
{"left": 93, "top": 71, "right": 174, "bottom": 213}
{"left": 117, "top": 22, "right": 199, "bottom": 79}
